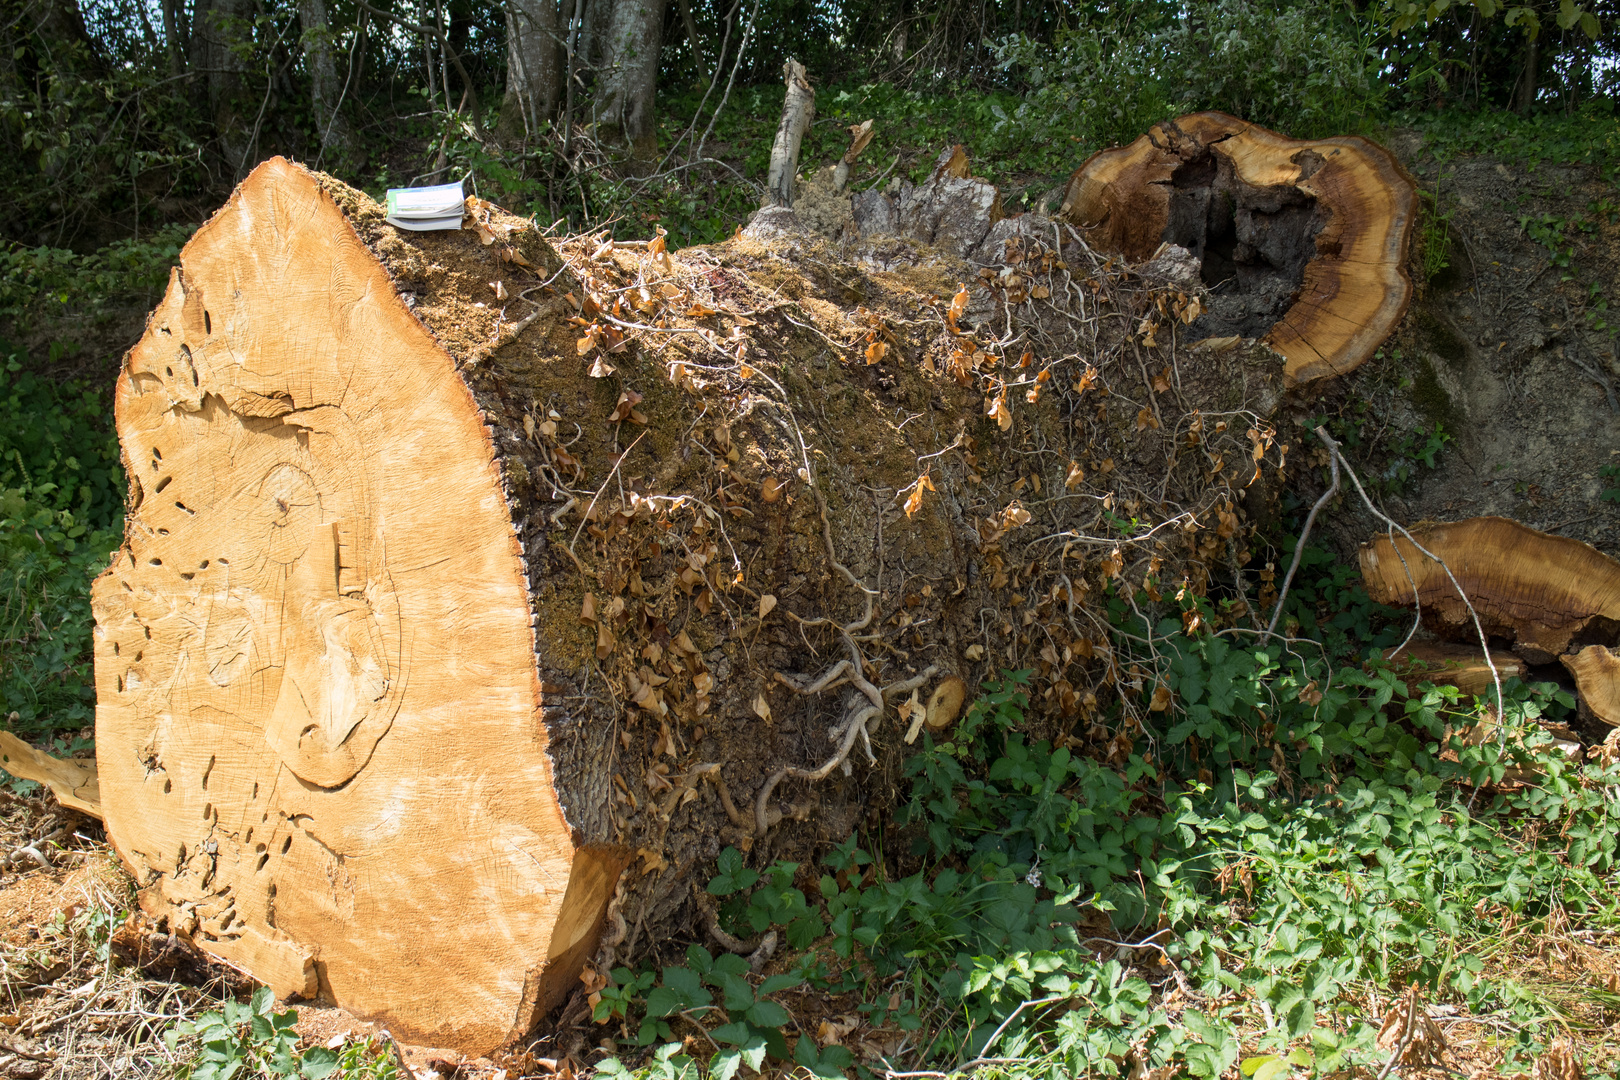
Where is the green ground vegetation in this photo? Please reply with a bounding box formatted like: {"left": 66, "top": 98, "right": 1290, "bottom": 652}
{"left": 7, "top": 0, "right": 1620, "bottom": 1077}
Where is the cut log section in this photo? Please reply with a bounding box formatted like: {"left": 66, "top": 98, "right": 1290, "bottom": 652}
{"left": 92, "top": 159, "right": 612, "bottom": 1052}
{"left": 1383, "top": 642, "right": 1525, "bottom": 698}
{"left": 1361, "top": 516, "right": 1620, "bottom": 727}
{"left": 0, "top": 732, "right": 101, "bottom": 817}
{"left": 1563, "top": 646, "right": 1620, "bottom": 726}
{"left": 1359, "top": 517, "right": 1620, "bottom": 664}
{"left": 1058, "top": 112, "right": 1416, "bottom": 386}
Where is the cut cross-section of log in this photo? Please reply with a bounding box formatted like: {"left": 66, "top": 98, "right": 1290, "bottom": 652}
{"left": 1383, "top": 642, "right": 1525, "bottom": 698}
{"left": 1563, "top": 645, "right": 1620, "bottom": 726}
{"left": 1359, "top": 517, "right": 1620, "bottom": 664}
{"left": 1059, "top": 112, "right": 1416, "bottom": 386}
{"left": 92, "top": 158, "right": 617, "bottom": 1053}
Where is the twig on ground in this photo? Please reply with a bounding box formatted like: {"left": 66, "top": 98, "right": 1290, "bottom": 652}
{"left": 1266, "top": 438, "right": 1339, "bottom": 635}
{"left": 1314, "top": 426, "right": 1505, "bottom": 806}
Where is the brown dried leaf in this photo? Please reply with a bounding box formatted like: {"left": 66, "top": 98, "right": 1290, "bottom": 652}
{"left": 946, "top": 283, "right": 970, "bottom": 333}
{"left": 579, "top": 593, "right": 597, "bottom": 624}
{"left": 1138, "top": 316, "right": 1159, "bottom": 348}
{"left": 987, "top": 393, "right": 1012, "bottom": 431}
{"left": 1149, "top": 684, "right": 1173, "bottom": 712}
{"left": 588, "top": 355, "right": 616, "bottom": 378}
{"left": 999, "top": 502, "right": 1032, "bottom": 530}
{"left": 1376, "top": 988, "right": 1447, "bottom": 1069}
{"left": 759, "top": 594, "right": 777, "bottom": 620}
{"left": 1534, "top": 1039, "right": 1583, "bottom": 1080}
{"left": 865, "top": 340, "right": 888, "bottom": 365}
{"left": 761, "top": 476, "right": 783, "bottom": 503}
{"left": 752, "top": 693, "right": 772, "bottom": 723}
{"left": 609, "top": 388, "right": 645, "bottom": 423}
{"left": 1065, "top": 461, "right": 1085, "bottom": 489}
{"left": 904, "top": 472, "right": 935, "bottom": 518}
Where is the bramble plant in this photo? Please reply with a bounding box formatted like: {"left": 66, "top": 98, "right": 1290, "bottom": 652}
{"left": 0, "top": 345, "right": 125, "bottom": 738}
{"left": 592, "top": 568, "right": 1620, "bottom": 1079}
{"left": 166, "top": 987, "right": 339, "bottom": 1080}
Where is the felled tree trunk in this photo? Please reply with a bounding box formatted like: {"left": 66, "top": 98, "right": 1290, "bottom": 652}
{"left": 94, "top": 157, "right": 1293, "bottom": 1055}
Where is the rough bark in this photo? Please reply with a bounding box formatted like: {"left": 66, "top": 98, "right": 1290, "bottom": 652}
{"left": 298, "top": 0, "right": 352, "bottom": 159}
{"left": 93, "top": 157, "right": 1294, "bottom": 1055}
{"left": 501, "top": 0, "right": 564, "bottom": 139}
{"left": 591, "top": 0, "right": 668, "bottom": 157}
{"left": 852, "top": 144, "right": 1002, "bottom": 256}
{"left": 1059, "top": 112, "right": 1417, "bottom": 387}
{"left": 763, "top": 60, "right": 814, "bottom": 208}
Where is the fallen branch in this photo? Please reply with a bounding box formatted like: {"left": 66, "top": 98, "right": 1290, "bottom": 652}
{"left": 1267, "top": 436, "right": 1340, "bottom": 636}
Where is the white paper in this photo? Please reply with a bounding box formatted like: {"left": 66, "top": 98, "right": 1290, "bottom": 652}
{"left": 385, "top": 181, "right": 465, "bottom": 220}
{"left": 385, "top": 213, "right": 465, "bottom": 232}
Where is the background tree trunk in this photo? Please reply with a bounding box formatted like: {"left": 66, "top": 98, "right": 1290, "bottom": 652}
{"left": 298, "top": 0, "right": 352, "bottom": 160}
{"left": 591, "top": 0, "right": 667, "bottom": 157}
{"left": 500, "top": 0, "right": 563, "bottom": 141}
{"left": 190, "top": 0, "right": 255, "bottom": 170}
{"left": 160, "top": 0, "right": 188, "bottom": 77}
{"left": 1514, "top": 33, "right": 1540, "bottom": 112}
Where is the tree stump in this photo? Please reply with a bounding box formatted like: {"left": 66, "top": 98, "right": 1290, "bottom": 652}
{"left": 1059, "top": 112, "right": 1417, "bottom": 387}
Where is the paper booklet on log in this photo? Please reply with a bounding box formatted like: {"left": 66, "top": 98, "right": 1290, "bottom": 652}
{"left": 384, "top": 181, "right": 466, "bottom": 230}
